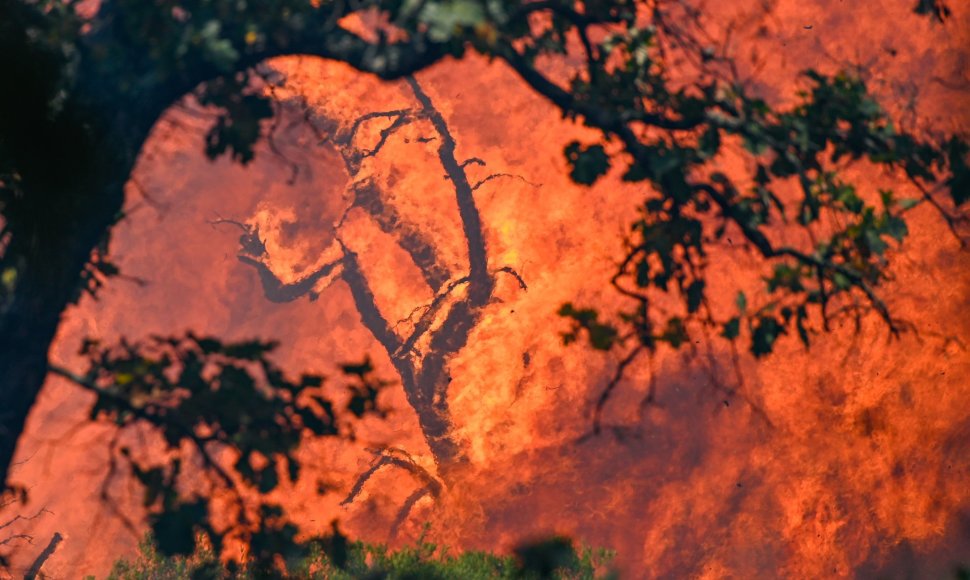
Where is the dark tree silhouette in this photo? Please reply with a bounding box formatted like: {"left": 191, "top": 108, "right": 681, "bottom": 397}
{"left": 1, "top": 1, "right": 966, "bottom": 568}
{"left": 219, "top": 76, "right": 531, "bottom": 513}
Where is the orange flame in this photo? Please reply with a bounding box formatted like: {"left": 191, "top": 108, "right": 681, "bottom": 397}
{"left": 4, "top": 1, "right": 969, "bottom": 577}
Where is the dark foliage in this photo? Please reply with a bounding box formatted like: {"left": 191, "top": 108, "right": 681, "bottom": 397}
{"left": 52, "top": 335, "right": 389, "bottom": 573}
{"left": 0, "top": 0, "right": 966, "bottom": 571}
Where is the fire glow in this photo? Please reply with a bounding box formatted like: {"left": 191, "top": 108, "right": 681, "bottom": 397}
{"left": 5, "top": 0, "right": 969, "bottom": 577}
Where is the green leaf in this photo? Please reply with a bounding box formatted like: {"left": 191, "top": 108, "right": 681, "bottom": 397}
{"left": 735, "top": 291, "right": 748, "bottom": 313}
{"left": 833, "top": 272, "right": 852, "bottom": 289}
{"left": 558, "top": 303, "right": 618, "bottom": 350}
{"left": 751, "top": 316, "right": 784, "bottom": 357}
{"left": 565, "top": 142, "right": 611, "bottom": 185}
{"left": 420, "top": 0, "right": 487, "bottom": 41}
{"left": 896, "top": 198, "right": 920, "bottom": 210}
{"left": 864, "top": 229, "right": 888, "bottom": 255}
{"left": 699, "top": 126, "right": 721, "bottom": 159}
{"left": 588, "top": 323, "right": 619, "bottom": 350}
{"left": 722, "top": 317, "right": 741, "bottom": 340}
{"left": 885, "top": 215, "right": 908, "bottom": 242}
{"left": 659, "top": 317, "right": 687, "bottom": 348}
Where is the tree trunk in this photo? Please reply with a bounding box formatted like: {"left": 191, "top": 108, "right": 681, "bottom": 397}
{"left": 0, "top": 175, "right": 127, "bottom": 489}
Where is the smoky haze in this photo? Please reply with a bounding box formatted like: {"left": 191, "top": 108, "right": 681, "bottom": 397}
{"left": 4, "top": 1, "right": 969, "bottom": 577}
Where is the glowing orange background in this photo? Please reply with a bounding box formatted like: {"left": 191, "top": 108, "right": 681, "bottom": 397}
{"left": 3, "top": 1, "right": 969, "bottom": 577}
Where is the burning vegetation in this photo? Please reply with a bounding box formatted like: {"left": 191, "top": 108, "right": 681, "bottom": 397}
{"left": 1, "top": 0, "right": 968, "bottom": 577}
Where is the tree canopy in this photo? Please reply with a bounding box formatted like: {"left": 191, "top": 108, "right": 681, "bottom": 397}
{"left": 0, "top": 0, "right": 966, "bottom": 574}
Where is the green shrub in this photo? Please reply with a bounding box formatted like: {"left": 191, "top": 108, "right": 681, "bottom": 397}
{"left": 105, "top": 531, "right": 615, "bottom": 579}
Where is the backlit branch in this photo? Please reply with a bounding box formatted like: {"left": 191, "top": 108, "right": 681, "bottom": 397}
{"left": 405, "top": 77, "right": 493, "bottom": 301}
{"left": 471, "top": 172, "right": 540, "bottom": 192}
{"left": 347, "top": 180, "right": 452, "bottom": 291}
{"left": 494, "top": 266, "right": 529, "bottom": 291}
{"left": 227, "top": 77, "right": 533, "bottom": 517}
{"left": 237, "top": 254, "right": 342, "bottom": 303}
{"left": 592, "top": 346, "right": 646, "bottom": 436}
{"left": 0, "top": 507, "right": 52, "bottom": 535}
{"left": 338, "top": 242, "right": 404, "bottom": 357}
{"left": 396, "top": 276, "right": 471, "bottom": 359}
{"left": 341, "top": 448, "right": 442, "bottom": 507}
{"left": 338, "top": 109, "right": 415, "bottom": 172}
{"left": 23, "top": 532, "right": 62, "bottom": 580}
{"left": 389, "top": 485, "right": 435, "bottom": 539}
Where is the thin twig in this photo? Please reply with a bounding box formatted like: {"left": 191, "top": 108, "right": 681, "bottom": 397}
{"left": 592, "top": 346, "right": 646, "bottom": 435}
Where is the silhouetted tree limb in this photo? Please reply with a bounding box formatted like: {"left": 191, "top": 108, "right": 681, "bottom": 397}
{"left": 405, "top": 77, "right": 493, "bottom": 302}
{"left": 0, "top": 0, "right": 456, "bottom": 490}
{"left": 341, "top": 448, "right": 442, "bottom": 507}
{"left": 338, "top": 109, "right": 414, "bottom": 173}
{"left": 592, "top": 346, "right": 646, "bottom": 436}
{"left": 346, "top": 180, "right": 452, "bottom": 292}
{"left": 494, "top": 267, "right": 529, "bottom": 291}
{"left": 472, "top": 173, "right": 540, "bottom": 192}
{"left": 3, "top": 0, "right": 964, "bottom": 499}
{"left": 24, "top": 531, "right": 62, "bottom": 580}
{"left": 338, "top": 243, "right": 405, "bottom": 358}
{"left": 389, "top": 485, "right": 435, "bottom": 539}
{"left": 396, "top": 276, "right": 472, "bottom": 359}
{"left": 0, "top": 474, "right": 54, "bottom": 574}
{"left": 237, "top": 254, "right": 342, "bottom": 303}
{"left": 231, "top": 77, "right": 531, "bottom": 476}
{"left": 0, "top": 506, "right": 52, "bottom": 537}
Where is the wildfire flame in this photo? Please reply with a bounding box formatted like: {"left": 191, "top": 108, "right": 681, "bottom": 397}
{"left": 4, "top": 1, "right": 968, "bottom": 577}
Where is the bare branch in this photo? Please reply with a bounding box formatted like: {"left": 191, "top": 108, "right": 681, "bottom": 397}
{"left": 389, "top": 485, "right": 435, "bottom": 539}
{"left": 471, "top": 172, "right": 540, "bottom": 192}
{"left": 338, "top": 244, "right": 403, "bottom": 356}
{"left": 348, "top": 180, "right": 452, "bottom": 291}
{"left": 229, "top": 77, "right": 505, "bottom": 472}
{"left": 0, "top": 506, "right": 51, "bottom": 534}
{"left": 493, "top": 266, "right": 528, "bottom": 291}
{"left": 338, "top": 109, "right": 414, "bottom": 172}
{"left": 24, "top": 532, "right": 62, "bottom": 580}
{"left": 460, "top": 157, "right": 486, "bottom": 169}
{"left": 396, "top": 276, "right": 471, "bottom": 358}
{"left": 237, "top": 255, "right": 342, "bottom": 303}
{"left": 0, "top": 533, "right": 33, "bottom": 548}
{"left": 405, "top": 77, "right": 493, "bottom": 301}
{"left": 341, "top": 449, "right": 442, "bottom": 507}
{"left": 907, "top": 177, "right": 969, "bottom": 248}
{"left": 592, "top": 347, "right": 646, "bottom": 435}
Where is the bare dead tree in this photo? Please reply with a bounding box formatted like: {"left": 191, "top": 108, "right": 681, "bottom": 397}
{"left": 217, "top": 76, "right": 532, "bottom": 515}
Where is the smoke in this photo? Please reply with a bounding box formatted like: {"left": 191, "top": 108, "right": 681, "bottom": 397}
{"left": 4, "top": 1, "right": 968, "bottom": 577}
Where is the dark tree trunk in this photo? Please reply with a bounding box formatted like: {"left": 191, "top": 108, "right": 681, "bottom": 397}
{"left": 0, "top": 15, "right": 157, "bottom": 488}
{"left": 236, "top": 86, "right": 498, "bottom": 474}
{"left": 0, "top": 167, "right": 130, "bottom": 489}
